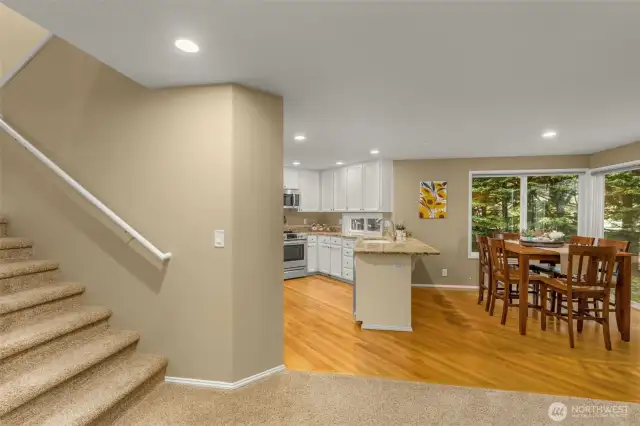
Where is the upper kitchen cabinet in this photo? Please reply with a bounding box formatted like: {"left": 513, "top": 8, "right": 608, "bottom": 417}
{"left": 346, "top": 164, "right": 364, "bottom": 211}
{"left": 298, "top": 170, "right": 320, "bottom": 211}
{"left": 283, "top": 167, "right": 299, "bottom": 189}
{"left": 321, "top": 170, "right": 334, "bottom": 211}
{"left": 362, "top": 161, "right": 380, "bottom": 211}
{"left": 333, "top": 167, "right": 348, "bottom": 211}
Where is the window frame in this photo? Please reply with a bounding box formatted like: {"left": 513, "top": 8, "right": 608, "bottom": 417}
{"left": 468, "top": 168, "right": 589, "bottom": 259}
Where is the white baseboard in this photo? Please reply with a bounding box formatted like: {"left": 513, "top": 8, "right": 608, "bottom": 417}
{"left": 412, "top": 284, "right": 477, "bottom": 290}
{"left": 165, "top": 364, "right": 285, "bottom": 390}
{"left": 361, "top": 324, "right": 413, "bottom": 332}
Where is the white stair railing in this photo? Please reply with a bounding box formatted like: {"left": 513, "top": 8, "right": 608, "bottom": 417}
{"left": 0, "top": 117, "right": 172, "bottom": 262}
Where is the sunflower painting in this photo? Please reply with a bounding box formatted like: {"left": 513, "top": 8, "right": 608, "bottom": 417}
{"left": 419, "top": 181, "right": 447, "bottom": 219}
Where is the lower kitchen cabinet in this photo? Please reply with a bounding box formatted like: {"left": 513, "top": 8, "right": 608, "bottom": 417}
{"left": 318, "top": 243, "right": 331, "bottom": 274}
{"left": 307, "top": 242, "right": 318, "bottom": 273}
{"left": 330, "top": 245, "right": 342, "bottom": 277}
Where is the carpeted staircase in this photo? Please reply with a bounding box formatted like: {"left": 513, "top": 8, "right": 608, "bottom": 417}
{"left": 0, "top": 215, "right": 168, "bottom": 425}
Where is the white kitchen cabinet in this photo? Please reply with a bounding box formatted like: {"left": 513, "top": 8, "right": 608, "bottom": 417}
{"left": 363, "top": 161, "right": 381, "bottom": 211}
{"left": 283, "top": 168, "right": 299, "bottom": 189}
{"left": 307, "top": 242, "right": 318, "bottom": 273}
{"left": 298, "top": 170, "right": 320, "bottom": 211}
{"left": 330, "top": 245, "right": 342, "bottom": 277}
{"left": 319, "top": 243, "right": 331, "bottom": 274}
{"left": 321, "top": 170, "right": 334, "bottom": 211}
{"left": 333, "top": 167, "right": 347, "bottom": 211}
{"left": 346, "top": 164, "right": 364, "bottom": 211}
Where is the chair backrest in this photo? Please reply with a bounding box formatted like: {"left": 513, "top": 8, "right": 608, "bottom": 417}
{"left": 488, "top": 238, "right": 511, "bottom": 281}
{"left": 569, "top": 236, "right": 595, "bottom": 246}
{"left": 566, "top": 245, "right": 617, "bottom": 292}
{"left": 476, "top": 235, "right": 490, "bottom": 267}
{"left": 596, "top": 238, "right": 630, "bottom": 275}
{"left": 596, "top": 238, "right": 631, "bottom": 253}
{"left": 493, "top": 232, "right": 520, "bottom": 241}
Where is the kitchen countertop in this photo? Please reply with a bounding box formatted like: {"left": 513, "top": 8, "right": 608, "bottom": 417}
{"left": 306, "top": 232, "right": 356, "bottom": 238}
{"left": 355, "top": 237, "right": 440, "bottom": 256}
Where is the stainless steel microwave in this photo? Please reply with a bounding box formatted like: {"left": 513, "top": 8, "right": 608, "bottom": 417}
{"left": 284, "top": 189, "right": 300, "bottom": 210}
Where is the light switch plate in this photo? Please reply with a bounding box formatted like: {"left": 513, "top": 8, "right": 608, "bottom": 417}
{"left": 214, "top": 230, "right": 225, "bottom": 248}
{"left": 442, "top": 268, "right": 448, "bottom": 277}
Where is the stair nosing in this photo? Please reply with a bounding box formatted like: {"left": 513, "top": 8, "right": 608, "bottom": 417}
{"left": 0, "top": 329, "right": 141, "bottom": 417}
{"left": 0, "top": 238, "right": 33, "bottom": 250}
{"left": 0, "top": 306, "right": 112, "bottom": 360}
{"left": 38, "top": 353, "right": 168, "bottom": 426}
{"left": 0, "top": 282, "right": 85, "bottom": 316}
{"left": 0, "top": 260, "right": 59, "bottom": 280}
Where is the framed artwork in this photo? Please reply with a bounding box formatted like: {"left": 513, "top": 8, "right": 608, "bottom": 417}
{"left": 419, "top": 181, "right": 447, "bottom": 219}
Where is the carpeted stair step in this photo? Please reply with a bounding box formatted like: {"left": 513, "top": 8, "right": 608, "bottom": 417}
{"left": 0, "top": 260, "right": 60, "bottom": 295}
{"left": 0, "top": 329, "right": 141, "bottom": 418}
{"left": 0, "top": 282, "right": 85, "bottom": 332}
{"left": 0, "top": 216, "right": 7, "bottom": 237}
{"left": 3, "top": 352, "right": 168, "bottom": 426}
{"left": 0, "top": 238, "right": 33, "bottom": 261}
{"left": 0, "top": 305, "right": 111, "bottom": 361}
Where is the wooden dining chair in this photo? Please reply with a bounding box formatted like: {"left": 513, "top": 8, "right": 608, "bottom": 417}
{"left": 594, "top": 238, "right": 631, "bottom": 319}
{"left": 476, "top": 236, "right": 491, "bottom": 310}
{"left": 539, "top": 245, "right": 617, "bottom": 350}
{"left": 488, "top": 238, "right": 543, "bottom": 325}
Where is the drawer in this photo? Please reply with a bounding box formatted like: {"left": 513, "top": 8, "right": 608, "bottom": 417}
{"left": 330, "top": 237, "right": 342, "bottom": 245}
{"left": 342, "top": 256, "right": 353, "bottom": 269}
{"left": 343, "top": 239, "right": 356, "bottom": 249}
{"left": 343, "top": 248, "right": 353, "bottom": 257}
{"left": 342, "top": 268, "right": 354, "bottom": 281}
{"left": 318, "top": 236, "right": 331, "bottom": 244}
{"left": 307, "top": 235, "right": 317, "bottom": 243}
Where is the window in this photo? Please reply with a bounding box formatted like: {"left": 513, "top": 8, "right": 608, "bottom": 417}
{"left": 527, "top": 175, "right": 579, "bottom": 236}
{"left": 469, "top": 171, "right": 585, "bottom": 256}
{"left": 603, "top": 169, "right": 640, "bottom": 302}
{"left": 471, "top": 176, "right": 520, "bottom": 252}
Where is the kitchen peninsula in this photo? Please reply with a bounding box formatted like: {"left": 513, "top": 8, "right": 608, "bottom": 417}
{"left": 355, "top": 237, "right": 440, "bottom": 332}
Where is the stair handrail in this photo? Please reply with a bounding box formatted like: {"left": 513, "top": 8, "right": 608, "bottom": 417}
{"left": 0, "top": 117, "right": 172, "bottom": 262}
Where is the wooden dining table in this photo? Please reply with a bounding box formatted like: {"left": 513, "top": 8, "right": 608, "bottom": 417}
{"left": 503, "top": 241, "right": 634, "bottom": 342}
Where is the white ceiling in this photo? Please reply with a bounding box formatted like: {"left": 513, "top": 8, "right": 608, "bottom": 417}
{"left": 5, "top": 0, "right": 640, "bottom": 169}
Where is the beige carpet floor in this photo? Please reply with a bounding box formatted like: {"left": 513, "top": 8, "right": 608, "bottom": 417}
{"left": 114, "top": 371, "right": 639, "bottom": 425}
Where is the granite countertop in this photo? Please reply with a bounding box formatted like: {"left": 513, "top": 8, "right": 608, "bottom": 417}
{"left": 306, "top": 232, "right": 356, "bottom": 238}
{"left": 355, "top": 237, "right": 440, "bottom": 256}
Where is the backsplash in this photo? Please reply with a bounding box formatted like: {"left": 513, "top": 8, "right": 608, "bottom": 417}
{"left": 284, "top": 212, "right": 342, "bottom": 227}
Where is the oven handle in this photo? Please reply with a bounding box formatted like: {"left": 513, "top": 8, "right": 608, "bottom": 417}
{"left": 284, "top": 240, "right": 307, "bottom": 245}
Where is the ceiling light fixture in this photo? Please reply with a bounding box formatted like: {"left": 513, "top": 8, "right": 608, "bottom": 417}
{"left": 542, "top": 130, "right": 557, "bottom": 139}
{"left": 292, "top": 161, "right": 301, "bottom": 166}
{"left": 370, "top": 149, "right": 380, "bottom": 155}
{"left": 294, "top": 135, "right": 306, "bottom": 142}
{"left": 175, "top": 38, "right": 200, "bottom": 53}
{"left": 336, "top": 161, "right": 344, "bottom": 166}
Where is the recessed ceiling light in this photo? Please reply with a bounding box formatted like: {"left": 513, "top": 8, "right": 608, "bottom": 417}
{"left": 542, "top": 130, "right": 557, "bottom": 139}
{"left": 175, "top": 39, "right": 200, "bottom": 53}
{"left": 292, "top": 161, "right": 301, "bottom": 166}
{"left": 336, "top": 161, "right": 344, "bottom": 165}
{"left": 370, "top": 149, "right": 380, "bottom": 155}
{"left": 294, "top": 135, "right": 306, "bottom": 142}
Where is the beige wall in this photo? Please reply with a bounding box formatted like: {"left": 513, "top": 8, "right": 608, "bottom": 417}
{"left": 231, "top": 85, "right": 284, "bottom": 380}
{"left": 0, "top": 4, "right": 48, "bottom": 83}
{"left": 284, "top": 211, "right": 342, "bottom": 226}
{"left": 0, "top": 36, "right": 283, "bottom": 382}
{"left": 393, "top": 155, "right": 590, "bottom": 285}
{"left": 590, "top": 141, "right": 640, "bottom": 169}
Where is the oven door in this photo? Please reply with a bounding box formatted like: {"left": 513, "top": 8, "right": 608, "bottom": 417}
{"left": 283, "top": 190, "right": 300, "bottom": 209}
{"left": 284, "top": 241, "right": 307, "bottom": 269}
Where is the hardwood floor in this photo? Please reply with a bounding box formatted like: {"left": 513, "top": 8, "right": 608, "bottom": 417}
{"left": 284, "top": 276, "right": 640, "bottom": 403}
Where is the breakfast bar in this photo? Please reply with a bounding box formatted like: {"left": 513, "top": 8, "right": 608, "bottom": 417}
{"left": 354, "top": 237, "right": 440, "bottom": 332}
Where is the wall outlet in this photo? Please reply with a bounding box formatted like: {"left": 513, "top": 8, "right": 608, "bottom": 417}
{"left": 304, "top": 218, "right": 308, "bottom": 225}
{"left": 441, "top": 268, "right": 448, "bottom": 277}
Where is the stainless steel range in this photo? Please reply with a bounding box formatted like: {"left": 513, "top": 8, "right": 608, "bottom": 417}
{"left": 284, "top": 232, "right": 307, "bottom": 280}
